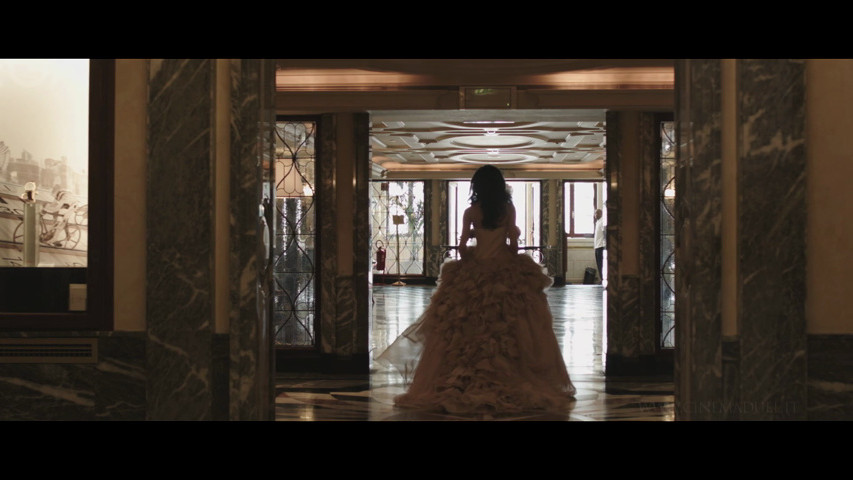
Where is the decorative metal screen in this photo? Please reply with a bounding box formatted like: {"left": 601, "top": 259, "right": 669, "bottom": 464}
{"left": 273, "top": 120, "right": 317, "bottom": 348}
{"left": 660, "top": 121, "right": 676, "bottom": 348}
{"left": 369, "top": 181, "right": 425, "bottom": 276}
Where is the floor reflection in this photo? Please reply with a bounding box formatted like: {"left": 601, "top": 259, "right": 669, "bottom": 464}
{"left": 276, "top": 284, "right": 673, "bottom": 421}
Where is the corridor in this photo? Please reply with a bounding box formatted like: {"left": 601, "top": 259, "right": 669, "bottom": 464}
{"left": 275, "top": 284, "right": 674, "bottom": 421}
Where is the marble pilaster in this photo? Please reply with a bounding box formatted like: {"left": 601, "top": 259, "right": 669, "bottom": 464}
{"left": 318, "top": 114, "right": 338, "bottom": 355}
{"left": 604, "top": 111, "right": 622, "bottom": 366}
{"left": 637, "top": 112, "right": 663, "bottom": 357}
{"left": 146, "top": 59, "right": 217, "bottom": 420}
{"left": 737, "top": 59, "right": 807, "bottom": 420}
{"left": 334, "top": 275, "right": 356, "bottom": 356}
{"left": 423, "top": 180, "right": 437, "bottom": 277}
{"left": 674, "top": 59, "right": 808, "bottom": 420}
{"left": 228, "top": 59, "right": 275, "bottom": 420}
{"left": 425, "top": 180, "right": 449, "bottom": 277}
{"left": 604, "top": 111, "right": 661, "bottom": 374}
{"left": 540, "top": 179, "right": 562, "bottom": 279}
{"left": 673, "top": 59, "right": 725, "bottom": 420}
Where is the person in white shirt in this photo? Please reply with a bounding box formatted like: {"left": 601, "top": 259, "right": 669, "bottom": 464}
{"left": 593, "top": 209, "right": 606, "bottom": 283}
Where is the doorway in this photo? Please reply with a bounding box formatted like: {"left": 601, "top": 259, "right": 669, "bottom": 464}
{"left": 562, "top": 180, "right": 606, "bottom": 285}
{"left": 447, "top": 180, "right": 542, "bottom": 261}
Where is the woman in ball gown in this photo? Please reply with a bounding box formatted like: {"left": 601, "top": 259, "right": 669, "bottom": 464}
{"left": 377, "top": 165, "right": 575, "bottom": 414}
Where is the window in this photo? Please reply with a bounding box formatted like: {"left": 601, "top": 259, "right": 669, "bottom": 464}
{"left": 0, "top": 59, "right": 114, "bottom": 329}
{"left": 448, "top": 180, "right": 540, "bottom": 259}
{"left": 564, "top": 181, "right": 600, "bottom": 238}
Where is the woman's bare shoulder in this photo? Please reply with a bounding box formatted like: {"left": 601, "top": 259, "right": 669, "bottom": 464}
{"left": 465, "top": 204, "right": 483, "bottom": 217}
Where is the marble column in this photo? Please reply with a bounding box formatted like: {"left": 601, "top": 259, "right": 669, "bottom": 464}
{"left": 147, "top": 59, "right": 217, "bottom": 420}
{"left": 673, "top": 59, "right": 724, "bottom": 420}
{"left": 604, "top": 111, "right": 662, "bottom": 375}
{"left": 540, "top": 179, "right": 562, "bottom": 280}
{"left": 228, "top": 59, "right": 275, "bottom": 420}
{"left": 423, "top": 180, "right": 438, "bottom": 278}
{"left": 674, "top": 59, "right": 808, "bottom": 420}
{"left": 424, "top": 180, "right": 448, "bottom": 278}
{"left": 318, "top": 114, "right": 338, "bottom": 357}
{"left": 316, "top": 113, "right": 369, "bottom": 368}
{"left": 638, "top": 112, "right": 666, "bottom": 356}
{"left": 737, "top": 59, "right": 807, "bottom": 420}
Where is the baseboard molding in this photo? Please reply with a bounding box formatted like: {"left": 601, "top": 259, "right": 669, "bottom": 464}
{"left": 276, "top": 351, "right": 369, "bottom": 374}
{"left": 606, "top": 352, "right": 674, "bottom": 377}
{"left": 371, "top": 275, "right": 437, "bottom": 286}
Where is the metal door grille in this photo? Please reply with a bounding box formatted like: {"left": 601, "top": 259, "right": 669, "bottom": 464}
{"left": 369, "top": 181, "right": 425, "bottom": 276}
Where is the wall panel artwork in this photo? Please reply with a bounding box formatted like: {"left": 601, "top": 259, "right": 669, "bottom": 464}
{"left": 0, "top": 59, "right": 90, "bottom": 268}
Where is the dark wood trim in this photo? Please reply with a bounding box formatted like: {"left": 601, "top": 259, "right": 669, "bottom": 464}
{"left": 88, "top": 59, "right": 115, "bottom": 331}
{"left": 0, "top": 59, "right": 115, "bottom": 331}
{"left": 275, "top": 350, "right": 369, "bottom": 374}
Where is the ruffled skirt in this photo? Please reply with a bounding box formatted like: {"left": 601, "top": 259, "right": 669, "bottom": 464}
{"left": 376, "top": 252, "right": 575, "bottom": 414}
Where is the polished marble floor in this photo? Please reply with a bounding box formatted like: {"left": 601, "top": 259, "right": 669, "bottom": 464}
{"left": 276, "top": 284, "right": 674, "bottom": 421}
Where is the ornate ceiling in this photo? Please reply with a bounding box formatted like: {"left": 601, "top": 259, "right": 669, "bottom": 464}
{"left": 273, "top": 59, "right": 675, "bottom": 180}
{"left": 370, "top": 109, "right": 606, "bottom": 179}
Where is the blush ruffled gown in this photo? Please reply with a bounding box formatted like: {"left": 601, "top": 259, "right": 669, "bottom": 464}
{"left": 376, "top": 223, "right": 575, "bottom": 414}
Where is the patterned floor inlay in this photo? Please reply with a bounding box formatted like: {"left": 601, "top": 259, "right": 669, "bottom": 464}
{"left": 276, "top": 284, "right": 674, "bottom": 421}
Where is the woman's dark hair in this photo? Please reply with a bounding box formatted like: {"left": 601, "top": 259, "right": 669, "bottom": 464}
{"left": 469, "top": 165, "right": 512, "bottom": 229}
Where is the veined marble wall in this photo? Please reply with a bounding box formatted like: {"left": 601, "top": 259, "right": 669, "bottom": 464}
{"left": 316, "top": 113, "right": 369, "bottom": 368}
{"left": 228, "top": 59, "right": 275, "bottom": 420}
{"left": 0, "top": 332, "right": 146, "bottom": 420}
{"left": 605, "top": 111, "right": 624, "bottom": 362}
{"left": 638, "top": 113, "right": 665, "bottom": 356}
{"left": 147, "top": 59, "right": 219, "bottom": 420}
{"left": 675, "top": 59, "right": 809, "bottom": 420}
{"left": 318, "top": 114, "right": 338, "bottom": 356}
{"left": 674, "top": 59, "right": 724, "bottom": 420}
{"left": 737, "top": 59, "right": 807, "bottom": 420}
{"left": 147, "top": 59, "right": 274, "bottom": 419}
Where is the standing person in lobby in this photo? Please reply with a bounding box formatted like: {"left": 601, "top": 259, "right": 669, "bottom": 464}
{"left": 594, "top": 208, "right": 606, "bottom": 284}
